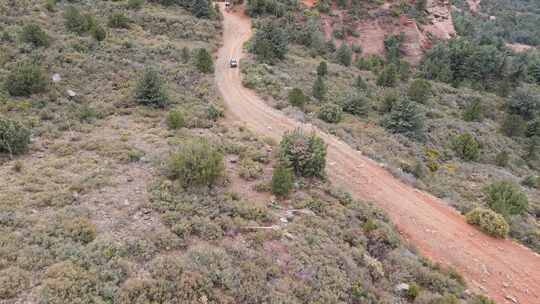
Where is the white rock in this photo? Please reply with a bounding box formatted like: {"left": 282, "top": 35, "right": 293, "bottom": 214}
{"left": 52, "top": 73, "right": 61, "bottom": 83}
{"left": 67, "top": 89, "right": 77, "bottom": 97}
{"left": 395, "top": 283, "right": 410, "bottom": 292}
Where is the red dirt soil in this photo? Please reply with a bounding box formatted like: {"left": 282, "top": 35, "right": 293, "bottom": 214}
{"left": 216, "top": 4, "right": 540, "bottom": 304}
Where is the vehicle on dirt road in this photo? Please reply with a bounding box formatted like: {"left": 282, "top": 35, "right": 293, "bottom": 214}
{"left": 229, "top": 59, "right": 238, "bottom": 68}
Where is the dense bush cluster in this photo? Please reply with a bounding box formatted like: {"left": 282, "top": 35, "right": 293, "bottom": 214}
{"left": 5, "top": 60, "right": 48, "bottom": 97}
{"left": 167, "top": 139, "right": 224, "bottom": 187}
{"left": 318, "top": 103, "right": 343, "bottom": 123}
{"left": 466, "top": 208, "right": 509, "bottom": 238}
{"left": 251, "top": 21, "right": 288, "bottom": 63}
{"left": 484, "top": 181, "right": 529, "bottom": 218}
{"left": 452, "top": 133, "right": 480, "bottom": 161}
{"left": 20, "top": 23, "right": 50, "bottom": 47}
{"left": 279, "top": 129, "right": 326, "bottom": 178}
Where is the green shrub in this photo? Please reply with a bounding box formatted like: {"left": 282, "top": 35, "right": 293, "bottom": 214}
{"left": 191, "top": 0, "right": 212, "bottom": 18}
{"left": 407, "top": 283, "right": 420, "bottom": 300}
{"left": 20, "top": 23, "right": 50, "bottom": 47}
{"left": 318, "top": 103, "right": 343, "bottom": 123}
{"left": 279, "top": 129, "right": 326, "bottom": 178}
{"left": 317, "top": 61, "right": 328, "bottom": 77}
{"left": 501, "top": 114, "right": 526, "bottom": 137}
{"left": 61, "top": 217, "right": 97, "bottom": 244}
{"left": 342, "top": 92, "right": 369, "bottom": 116}
{"left": 207, "top": 104, "right": 223, "bottom": 121}
{"left": 194, "top": 48, "right": 214, "bottom": 73}
{"left": 64, "top": 6, "right": 91, "bottom": 34}
{"left": 134, "top": 66, "right": 169, "bottom": 107}
{"left": 382, "top": 97, "right": 424, "bottom": 139}
{"left": 0, "top": 267, "right": 30, "bottom": 299}
{"left": 127, "top": 0, "right": 144, "bottom": 9}
{"left": 288, "top": 87, "right": 307, "bottom": 107}
{"left": 5, "top": 60, "right": 48, "bottom": 97}
{"left": 167, "top": 139, "right": 224, "bottom": 187}
{"left": 376, "top": 64, "right": 398, "bottom": 87}
{"left": 251, "top": 21, "right": 288, "bottom": 63}
{"left": 0, "top": 118, "right": 31, "bottom": 155}
{"left": 471, "top": 295, "right": 496, "bottom": 304}
{"left": 407, "top": 79, "right": 431, "bottom": 104}
{"left": 238, "top": 158, "right": 263, "bottom": 180}
{"left": 312, "top": 75, "right": 327, "bottom": 100}
{"left": 45, "top": 0, "right": 56, "bottom": 12}
{"left": 379, "top": 89, "right": 398, "bottom": 113}
{"left": 495, "top": 150, "right": 509, "bottom": 167}
{"left": 521, "top": 175, "right": 539, "bottom": 189}
{"left": 108, "top": 12, "right": 131, "bottom": 29}
{"left": 452, "top": 132, "right": 480, "bottom": 161}
{"left": 181, "top": 47, "right": 191, "bottom": 63}
{"left": 39, "top": 261, "right": 98, "bottom": 304}
{"left": 271, "top": 163, "right": 293, "bottom": 196}
{"left": 166, "top": 110, "right": 185, "bottom": 129}
{"left": 465, "top": 207, "right": 509, "bottom": 238}
{"left": 463, "top": 98, "right": 483, "bottom": 122}
{"left": 90, "top": 24, "right": 107, "bottom": 42}
{"left": 484, "top": 181, "right": 528, "bottom": 217}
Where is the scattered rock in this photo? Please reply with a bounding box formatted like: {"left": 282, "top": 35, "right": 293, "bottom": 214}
{"left": 395, "top": 283, "right": 410, "bottom": 292}
{"left": 505, "top": 295, "right": 518, "bottom": 304}
{"left": 127, "top": 176, "right": 134, "bottom": 182}
{"left": 279, "top": 217, "right": 288, "bottom": 223}
{"left": 52, "top": 73, "right": 61, "bottom": 83}
{"left": 67, "top": 89, "right": 77, "bottom": 98}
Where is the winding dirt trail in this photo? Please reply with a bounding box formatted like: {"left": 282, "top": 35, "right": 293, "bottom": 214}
{"left": 215, "top": 5, "right": 540, "bottom": 304}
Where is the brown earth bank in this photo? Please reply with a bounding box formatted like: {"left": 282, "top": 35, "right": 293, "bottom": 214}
{"left": 215, "top": 4, "right": 540, "bottom": 304}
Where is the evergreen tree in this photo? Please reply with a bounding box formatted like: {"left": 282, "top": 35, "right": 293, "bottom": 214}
{"left": 312, "top": 75, "right": 327, "bottom": 101}
{"left": 134, "top": 66, "right": 169, "bottom": 107}
{"left": 252, "top": 21, "right": 288, "bottom": 63}
{"left": 195, "top": 48, "right": 214, "bottom": 73}
{"left": 377, "top": 64, "right": 398, "bottom": 87}
{"left": 342, "top": 93, "right": 369, "bottom": 116}
{"left": 336, "top": 43, "right": 352, "bottom": 66}
{"left": 353, "top": 75, "right": 368, "bottom": 91}
{"left": 407, "top": 79, "right": 432, "bottom": 104}
{"left": 288, "top": 88, "right": 307, "bottom": 107}
{"left": 181, "top": 47, "right": 191, "bottom": 63}
{"left": 271, "top": 163, "right": 294, "bottom": 196}
{"left": 317, "top": 61, "right": 328, "bottom": 77}
{"left": 383, "top": 97, "right": 424, "bottom": 139}
{"left": 191, "top": 0, "right": 212, "bottom": 18}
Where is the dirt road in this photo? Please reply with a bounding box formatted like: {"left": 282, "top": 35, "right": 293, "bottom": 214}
{"left": 215, "top": 5, "right": 540, "bottom": 304}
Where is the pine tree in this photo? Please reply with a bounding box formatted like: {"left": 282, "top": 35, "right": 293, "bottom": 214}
{"left": 312, "top": 76, "right": 327, "bottom": 101}
{"left": 383, "top": 97, "right": 424, "bottom": 139}
{"left": 191, "top": 0, "right": 212, "bottom": 18}
{"left": 288, "top": 88, "right": 307, "bottom": 107}
{"left": 354, "top": 75, "right": 367, "bottom": 91}
{"left": 252, "top": 21, "right": 288, "bottom": 63}
{"left": 135, "top": 67, "right": 169, "bottom": 107}
{"left": 317, "top": 61, "right": 328, "bottom": 77}
{"left": 336, "top": 43, "right": 352, "bottom": 66}
{"left": 342, "top": 93, "right": 369, "bottom": 116}
{"left": 271, "top": 163, "right": 294, "bottom": 196}
{"left": 195, "top": 48, "right": 214, "bottom": 73}
{"left": 377, "top": 64, "right": 398, "bottom": 87}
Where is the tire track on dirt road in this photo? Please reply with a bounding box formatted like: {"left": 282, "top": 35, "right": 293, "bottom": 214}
{"left": 215, "top": 4, "right": 540, "bottom": 303}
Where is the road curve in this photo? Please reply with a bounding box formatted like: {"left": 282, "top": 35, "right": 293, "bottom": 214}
{"left": 215, "top": 5, "right": 540, "bottom": 303}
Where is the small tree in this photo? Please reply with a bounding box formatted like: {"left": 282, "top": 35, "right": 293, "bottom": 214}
{"left": 0, "top": 118, "right": 31, "bottom": 156}
{"left": 312, "top": 75, "right": 327, "bottom": 101}
{"left": 507, "top": 85, "right": 540, "bottom": 120}
{"left": 279, "top": 129, "right": 326, "bottom": 178}
{"left": 191, "top": 0, "right": 212, "bottom": 18}
{"left": 251, "top": 21, "right": 288, "bottom": 63}
{"left": 353, "top": 75, "right": 368, "bottom": 91}
{"left": 452, "top": 132, "right": 480, "bottom": 161}
{"left": 271, "top": 163, "right": 294, "bottom": 196}
{"left": 317, "top": 61, "right": 328, "bottom": 77}
{"left": 376, "top": 64, "right": 398, "bottom": 87}
{"left": 407, "top": 79, "right": 431, "bottom": 104}
{"left": 195, "top": 48, "right": 214, "bottom": 73}
{"left": 495, "top": 151, "right": 509, "bottom": 167}
{"left": 342, "top": 93, "right": 369, "bottom": 116}
{"left": 526, "top": 117, "right": 540, "bottom": 137}
{"left": 383, "top": 97, "right": 424, "bottom": 139}
{"left": 167, "top": 139, "right": 224, "bottom": 188}
{"left": 501, "top": 114, "right": 526, "bottom": 137}
{"left": 484, "top": 181, "right": 528, "bottom": 218}
{"left": 288, "top": 88, "right": 307, "bottom": 108}
{"left": 134, "top": 67, "right": 169, "bottom": 107}
{"left": 108, "top": 12, "right": 131, "bottom": 29}
{"left": 318, "top": 103, "right": 343, "bottom": 123}
{"left": 466, "top": 207, "right": 509, "bottom": 238}
{"left": 90, "top": 24, "right": 107, "bottom": 42}
{"left": 5, "top": 61, "right": 48, "bottom": 97}
{"left": 20, "top": 23, "right": 50, "bottom": 47}
{"left": 335, "top": 43, "right": 352, "bottom": 66}
{"left": 166, "top": 110, "right": 185, "bottom": 130}
{"left": 181, "top": 47, "right": 191, "bottom": 63}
